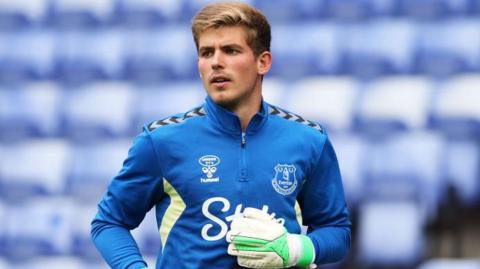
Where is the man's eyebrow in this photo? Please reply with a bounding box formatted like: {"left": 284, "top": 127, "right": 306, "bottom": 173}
{"left": 199, "top": 43, "right": 243, "bottom": 51}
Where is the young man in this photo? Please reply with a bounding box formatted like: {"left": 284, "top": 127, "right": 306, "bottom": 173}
{"left": 91, "top": 2, "right": 351, "bottom": 269}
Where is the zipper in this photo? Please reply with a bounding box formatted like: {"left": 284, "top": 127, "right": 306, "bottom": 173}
{"left": 240, "top": 132, "right": 247, "bottom": 181}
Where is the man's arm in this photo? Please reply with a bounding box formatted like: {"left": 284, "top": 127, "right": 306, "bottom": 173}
{"left": 91, "top": 128, "right": 163, "bottom": 269}
{"left": 298, "top": 135, "right": 352, "bottom": 264}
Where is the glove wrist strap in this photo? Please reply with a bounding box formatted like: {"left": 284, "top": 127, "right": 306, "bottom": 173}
{"left": 297, "top": 235, "right": 315, "bottom": 267}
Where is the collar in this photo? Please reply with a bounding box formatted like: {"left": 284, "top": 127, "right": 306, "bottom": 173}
{"left": 204, "top": 96, "right": 269, "bottom": 135}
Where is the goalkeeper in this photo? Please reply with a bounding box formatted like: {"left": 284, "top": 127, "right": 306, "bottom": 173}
{"left": 91, "top": 2, "right": 351, "bottom": 269}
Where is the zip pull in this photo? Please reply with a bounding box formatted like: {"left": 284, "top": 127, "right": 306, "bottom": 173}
{"left": 241, "top": 132, "right": 246, "bottom": 147}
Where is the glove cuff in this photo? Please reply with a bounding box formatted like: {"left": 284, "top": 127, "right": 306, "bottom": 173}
{"left": 297, "top": 235, "right": 315, "bottom": 267}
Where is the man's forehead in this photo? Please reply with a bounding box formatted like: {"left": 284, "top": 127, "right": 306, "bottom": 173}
{"left": 198, "top": 26, "right": 248, "bottom": 47}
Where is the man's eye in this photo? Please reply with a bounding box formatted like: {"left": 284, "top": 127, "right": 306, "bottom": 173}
{"left": 226, "top": 48, "right": 238, "bottom": 55}
{"left": 200, "top": 51, "right": 213, "bottom": 57}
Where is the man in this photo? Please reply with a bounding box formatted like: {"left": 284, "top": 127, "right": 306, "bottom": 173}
{"left": 91, "top": 2, "right": 351, "bottom": 269}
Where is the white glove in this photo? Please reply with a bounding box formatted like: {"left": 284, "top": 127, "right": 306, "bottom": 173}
{"left": 226, "top": 208, "right": 316, "bottom": 268}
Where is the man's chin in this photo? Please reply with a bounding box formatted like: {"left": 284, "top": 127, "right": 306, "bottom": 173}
{"left": 210, "top": 94, "right": 239, "bottom": 111}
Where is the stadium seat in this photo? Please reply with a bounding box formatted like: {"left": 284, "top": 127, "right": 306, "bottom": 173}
{"left": 0, "top": 0, "right": 48, "bottom": 29}
{"left": 261, "top": 78, "right": 289, "bottom": 108}
{"left": 252, "top": 0, "right": 309, "bottom": 22}
{"left": 50, "top": 0, "right": 116, "bottom": 28}
{"left": 71, "top": 204, "right": 105, "bottom": 260}
{"left": 61, "top": 82, "right": 135, "bottom": 139}
{"left": 415, "top": 19, "right": 480, "bottom": 77}
{"left": 357, "top": 76, "right": 434, "bottom": 134}
{"left": 0, "top": 201, "right": 5, "bottom": 255}
{"left": 339, "top": 20, "right": 417, "bottom": 78}
{"left": 66, "top": 139, "right": 132, "bottom": 201}
{"left": 443, "top": 140, "right": 480, "bottom": 207}
{"left": 181, "top": 0, "right": 254, "bottom": 23}
{"left": 0, "top": 82, "right": 61, "bottom": 139}
{"left": 430, "top": 74, "right": 480, "bottom": 136}
{"left": 122, "top": 27, "right": 197, "bottom": 82}
{"left": 269, "top": 23, "right": 341, "bottom": 78}
{"left": 0, "top": 139, "right": 71, "bottom": 200}
{"left": 0, "top": 257, "right": 9, "bottom": 269}
{"left": 286, "top": 76, "right": 359, "bottom": 132}
{"left": 53, "top": 29, "right": 124, "bottom": 82}
{"left": 358, "top": 200, "right": 425, "bottom": 267}
{"left": 117, "top": 0, "right": 183, "bottom": 25}
{"left": 0, "top": 29, "right": 55, "bottom": 81}
{"left": 3, "top": 198, "right": 74, "bottom": 260}
{"left": 365, "top": 131, "right": 446, "bottom": 221}
{"left": 14, "top": 257, "right": 84, "bottom": 269}
{"left": 329, "top": 133, "right": 367, "bottom": 209}
{"left": 132, "top": 81, "right": 205, "bottom": 130}
{"left": 418, "top": 258, "right": 480, "bottom": 269}
{"left": 400, "top": 0, "right": 474, "bottom": 18}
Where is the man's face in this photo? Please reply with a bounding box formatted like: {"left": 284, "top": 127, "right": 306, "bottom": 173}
{"left": 197, "top": 26, "right": 270, "bottom": 111}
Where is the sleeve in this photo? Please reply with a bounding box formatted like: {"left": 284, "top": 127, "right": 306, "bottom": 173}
{"left": 297, "top": 135, "right": 351, "bottom": 265}
{"left": 91, "top": 128, "right": 164, "bottom": 269}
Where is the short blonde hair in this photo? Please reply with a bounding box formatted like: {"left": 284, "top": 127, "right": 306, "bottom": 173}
{"left": 191, "top": 1, "right": 271, "bottom": 57}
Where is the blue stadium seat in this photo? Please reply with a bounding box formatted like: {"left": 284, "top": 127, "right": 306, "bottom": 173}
{"left": 181, "top": 0, "right": 249, "bottom": 23}
{"left": 53, "top": 29, "right": 124, "bottom": 82}
{"left": 132, "top": 81, "right": 205, "bottom": 130}
{"left": 66, "top": 139, "right": 131, "bottom": 201}
{"left": 0, "top": 0, "right": 48, "bottom": 29}
{"left": 400, "top": 0, "right": 474, "bottom": 18}
{"left": 61, "top": 82, "right": 135, "bottom": 139}
{"left": 14, "top": 257, "right": 84, "bottom": 269}
{"left": 443, "top": 140, "right": 480, "bottom": 207}
{"left": 3, "top": 198, "right": 73, "bottom": 260}
{"left": 253, "top": 0, "right": 315, "bottom": 22}
{"left": 329, "top": 133, "right": 367, "bottom": 209}
{"left": 358, "top": 200, "right": 425, "bottom": 267}
{"left": 0, "top": 257, "right": 9, "bottom": 269}
{"left": 430, "top": 74, "right": 480, "bottom": 136}
{"left": 122, "top": 27, "right": 197, "bottom": 82}
{"left": 270, "top": 23, "right": 341, "bottom": 78}
{"left": 364, "top": 131, "right": 446, "bottom": 221}
{"left": 261, "top": 78, "right": 289, "bottom": 108}
{"left": 117, "top": 0, "right": 183, "bottom": 26}
{"left": 0, "top": 82, "right": 61, "bottom": 139}
{"left": 356, "top": 76, "right": 434, "bottom": 134}
{"left": 50, "top": 0, "right": 116, "bottom": 28}
{"left": 418, "top": 258, "right": 480, "bottom": 269}
{"left": 287, "top": 76, "right": 359, "bottom": 132}
{"left": 0, "top": 202, "right": 5, "bottom": 256}
{"left": 324, "top": 0, "right": 373, "bottom": 20}
{"left": 415, "top": 19, "right": 480, "bottom": 77}
{"left": 0, "top": 139, "right": 71, "bottom": 200}
{"left": 0, "top": 30, "right": 55, "bottom": 81}
{"left": 71, "top": 204, "right": 105, "bottom": 261}
{"left": 339, "top": 20, "right": 417, "bottom": 78}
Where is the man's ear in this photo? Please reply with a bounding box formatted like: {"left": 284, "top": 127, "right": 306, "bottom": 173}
{"left": 257, "top": 51, "right": 272, "bottom": 75}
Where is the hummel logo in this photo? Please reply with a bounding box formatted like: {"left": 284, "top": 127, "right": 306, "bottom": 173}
{"left": 199, "top": 155, "right": 221, "bottom": 183}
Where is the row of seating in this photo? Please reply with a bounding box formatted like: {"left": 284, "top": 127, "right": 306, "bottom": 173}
{"left": 1, "top": 19, "right": 479, "bottom": 82}
{"left": 1, "top": 0, "right": 480, "bottom": 29}
{"left": 1, "top": 75, "right": 479, "bottom": 140}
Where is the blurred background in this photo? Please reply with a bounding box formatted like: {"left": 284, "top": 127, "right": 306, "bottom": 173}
{"left": 0, "top": 0, "right": 479, "bottom": 268}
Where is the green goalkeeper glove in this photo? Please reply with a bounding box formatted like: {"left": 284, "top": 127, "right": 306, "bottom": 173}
{"left": 226, "top": 207, "right": 316, "bottom": 269}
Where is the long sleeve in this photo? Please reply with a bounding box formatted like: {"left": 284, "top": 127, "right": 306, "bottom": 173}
{"left": 91, "top": 128, "right": 164, "bottom": 269}
{"left": 297, "top": 135, "right": 351, "bottom": 264}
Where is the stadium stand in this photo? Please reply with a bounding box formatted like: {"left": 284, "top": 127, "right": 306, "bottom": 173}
{"left": 0, "top": 82, "right": 61, "bottom": 139}
{"left": 1, "top": 1, "right": 479, "bottom": 268}
{"left": 287, "top": 76, "right": 359, "bottom": 132}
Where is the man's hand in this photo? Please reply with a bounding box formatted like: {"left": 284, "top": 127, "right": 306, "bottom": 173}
{"left": 226, "top": 208, "right": 315, "bottom": 268}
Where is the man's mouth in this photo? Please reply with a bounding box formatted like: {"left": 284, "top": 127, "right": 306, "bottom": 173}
{"left": 210, "top": 75, "right": 231, "bottom": 86}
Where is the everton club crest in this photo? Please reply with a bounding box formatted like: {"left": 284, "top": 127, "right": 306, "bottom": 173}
{"left": 272, "top": 164, "right": 298, "bottom": 195}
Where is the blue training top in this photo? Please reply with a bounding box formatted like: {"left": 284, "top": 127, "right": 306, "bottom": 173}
{"left": 91, "top": 96, "right": 351, "bottom": 269}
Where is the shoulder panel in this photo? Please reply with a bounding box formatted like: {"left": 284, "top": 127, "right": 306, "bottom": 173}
{"left": 268, "top": 105, "right": 324, "bottom": 133}
{"left": 148, "top": 106, "right": 206, "bottom": 132}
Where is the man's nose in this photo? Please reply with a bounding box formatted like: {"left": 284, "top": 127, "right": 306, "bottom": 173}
{"left": 211, "top": 51, "right": 224, "bottom": 70}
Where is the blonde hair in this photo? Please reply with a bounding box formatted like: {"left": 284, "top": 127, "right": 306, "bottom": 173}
{"left": 191, "top": 1, "right": 271, "bottom": 57}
